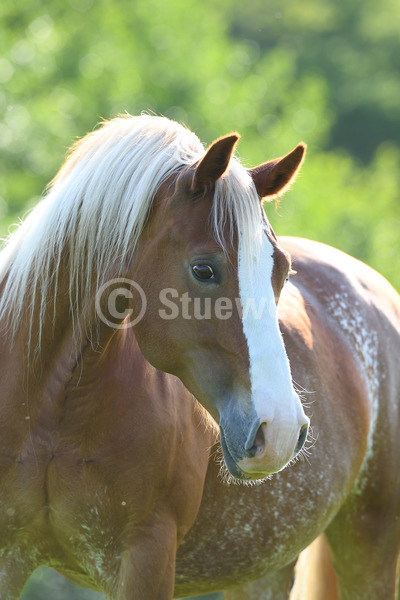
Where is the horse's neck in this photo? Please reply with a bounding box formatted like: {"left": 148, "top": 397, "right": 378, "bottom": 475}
{"left": 0, "top": 262, "right": 219, "bottom": 454}
{"left": 0, "top": 262, "right": 96, "bottom": 406}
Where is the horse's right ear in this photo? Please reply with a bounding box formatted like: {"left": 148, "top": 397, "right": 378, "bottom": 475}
{"left": 191, "top": 134, "right": 239, "bottom": 193}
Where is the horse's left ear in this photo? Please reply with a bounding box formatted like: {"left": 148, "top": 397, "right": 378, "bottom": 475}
{"left": 192, "top": 134, "right": 240, "bottom": 193}
{"left": 249, "top": 143, "right": 306, "bottom": 199}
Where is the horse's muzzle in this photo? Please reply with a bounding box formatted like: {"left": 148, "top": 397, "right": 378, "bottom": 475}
{"left": 221, "top": 418, "right": 310, "bottom": 480}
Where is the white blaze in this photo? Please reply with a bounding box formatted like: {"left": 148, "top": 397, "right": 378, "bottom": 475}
{"left": 238, "top": 231, "right": 306, "bottom": 446}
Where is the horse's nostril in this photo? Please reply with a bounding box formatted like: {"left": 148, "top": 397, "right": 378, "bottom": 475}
{"left": 245, "top": 423, "right": 266, "bottom": 458}
{"left": 295, "top": 423, "right": 308, "bottom": 454}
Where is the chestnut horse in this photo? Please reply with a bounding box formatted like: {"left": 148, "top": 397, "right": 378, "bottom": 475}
{"left": 0, "top": 115, "right": 399, "bottom": 600}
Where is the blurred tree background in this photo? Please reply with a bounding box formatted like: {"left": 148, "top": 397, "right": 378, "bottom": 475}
{"left": 1, "top": 0, "right": 399, "bottom": 598}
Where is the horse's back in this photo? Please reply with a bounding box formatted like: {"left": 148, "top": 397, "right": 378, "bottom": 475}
{"left": 280, "top": 236, "right": 400, "bottom": 324}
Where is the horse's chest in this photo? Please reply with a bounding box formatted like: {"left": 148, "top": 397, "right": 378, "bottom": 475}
{"left": 174, "top": 463, "right": 346, "bottom": 595}
{"left": 176, "top": 501, "right": 303, "bottom": 591}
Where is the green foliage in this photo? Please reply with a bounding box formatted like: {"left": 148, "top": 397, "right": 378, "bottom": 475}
{"left": 230, "top": 0, "right": 400, "bottom": 161}
{"left": 1, "top": 0, "right": 399, "bottom": 598}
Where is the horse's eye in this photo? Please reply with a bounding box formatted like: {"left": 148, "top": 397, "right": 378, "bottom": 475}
{"left": 192, "top": 264, "right": 215, "bottom": 281}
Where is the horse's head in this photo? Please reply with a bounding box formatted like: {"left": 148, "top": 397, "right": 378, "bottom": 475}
{"left": 131, "top": 133, "right": 309, "bottom": 480}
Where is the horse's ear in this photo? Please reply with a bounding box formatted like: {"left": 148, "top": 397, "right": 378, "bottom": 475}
{"left": 192, "top": 134, "right": 239, "bottom": 193}
{"left": 249, "top": 143, "right": 306, "bottom": 199}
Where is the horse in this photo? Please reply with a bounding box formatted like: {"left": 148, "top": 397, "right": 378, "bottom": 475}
{"left": 0, "top": 115, "right": 398, "bottom": 600}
